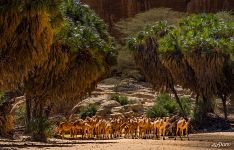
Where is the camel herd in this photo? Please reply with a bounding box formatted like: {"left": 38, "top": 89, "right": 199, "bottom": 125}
{"left": 56, "top": 116, "right": 191, "bottom": 140}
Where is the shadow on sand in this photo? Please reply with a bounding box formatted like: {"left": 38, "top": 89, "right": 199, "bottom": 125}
{"left": 0, "top": 140, "right": 118, "bottom": 149}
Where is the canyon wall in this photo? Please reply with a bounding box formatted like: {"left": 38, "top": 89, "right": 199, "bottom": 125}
{"left": 81, "top": 0, "right": 234, "bottom": 24}
{"left": 187, "top": 0, "right": 231, "bottom": 13}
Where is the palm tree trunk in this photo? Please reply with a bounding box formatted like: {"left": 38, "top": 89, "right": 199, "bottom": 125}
{"left": 202, "top": 95, "right": 214, "bottom": 114}
{"left": 194, "top": 93, "right": 199, "bottom": 113}
{"left": 170, "top": 85, "right": 185, "bottom": 117}
{"left": 221, "top": 95, "right": 228, "bottom": 120}
{"left": 25, "top": 98, "right": 32, "bottom": 133}
{"left": 31, "top": 98, "right": 47, "bottom": 142}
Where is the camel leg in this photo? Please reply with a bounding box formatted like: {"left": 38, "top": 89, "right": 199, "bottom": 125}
{"left": 158, "top": 128, "right": 160, "bottom": 140}
{"left": 62, "top": 131, "right": 65, "bottom": 139}
{"left": 163, "top": 129, "right": 166, "bottom": 140}
{"left": 157, "top": 128, "right": 160, "bottom": 140}
{"left": 186, "top": 127, "right": 189, "bottom": 141}
{"left": 180, "top": 129, "right": 183, "bottom": 140}
{"left": 174, "top": 127, "right": 179, "bottom": 140}
{"left": 155, "top": 129, "right": 158, "bottom": 139}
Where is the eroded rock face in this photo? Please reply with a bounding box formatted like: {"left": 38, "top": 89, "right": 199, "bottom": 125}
{"left": 111, "top": 106, "right": 125, "bottom": 114}
{"left": 71, "top": 78, "right": 156, "bottom": 119}
{"left": 96, "top": 100, "right": 121, "bottom": 118}
{"left": 81, "top": 0, "right": 233, "bottom": 25}
{"left": 187, "top": 0, "right": 230, "bottom": 13}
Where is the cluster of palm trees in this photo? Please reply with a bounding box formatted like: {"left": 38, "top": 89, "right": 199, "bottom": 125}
{"left": 0, "top": 0, "right": 116, "bottom": 141}
{"left": 129, "top": 13, "right": 234, "bottom": 120}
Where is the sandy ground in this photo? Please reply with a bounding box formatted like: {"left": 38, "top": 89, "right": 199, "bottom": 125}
{"left": 0, "top": 132, "right": 234, "bottom": 150}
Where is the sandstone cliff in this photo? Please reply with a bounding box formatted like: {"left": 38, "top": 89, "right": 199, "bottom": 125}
{"left": 81, "top": 0, "right": 233, "bottom": 24}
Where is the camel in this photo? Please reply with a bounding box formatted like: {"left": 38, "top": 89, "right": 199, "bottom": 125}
{"left": 153, "top": 118, "right": 163, "bottom": 139}
{"left": 159, "top": 117, "right": 170, "bottom": 140}
{"left": 72, "top": 119, "right": 84, "bottom": 138}
{"left": 175, "top": 117, "right": 190, "bottom": 140}
{"left": 104, "top": 120, "right": 113, "bottom": 139}
{"left": 54, "top": 115, "right": 192, "bottom": 140}
{"left": 95, "top": 119, "right": 106, "bottom": 139}
{"left": 165, "top": 115, "right": 181, "bottom": 136}
{"left": 138, "top": 117, "right": 148, "bottom": 138}
{"left": 57, "top": 122, "right": 74, "bottom": 139}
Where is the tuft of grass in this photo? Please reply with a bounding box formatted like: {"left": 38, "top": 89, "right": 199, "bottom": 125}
{"left": 79, "top": 104, "right": 98, "bottom": 119}
{"left": 110, "top": 93, "right": 129, "bottom": 106}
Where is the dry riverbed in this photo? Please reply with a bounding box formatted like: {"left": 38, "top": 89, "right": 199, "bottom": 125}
{"left": 0, "top": 132, "right": 234, "bottom": 150}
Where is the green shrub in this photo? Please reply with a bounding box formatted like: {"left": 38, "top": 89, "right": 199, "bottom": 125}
{"left": 146, "top": 93, "right": 192, "bottom": 118}
{"left": 156, "top": 93, "right": 178, "bottom": 114}
{"left": 179, "top": 97, "right": 192, "bottom": 117}
{"left": 110, "top": 94, "right": 129, "bottom": 106}
{"left": 79, "top": 104, "right": 98, "bottom": 119}
{"left": 146, "top": 104, "right": 168, "bottom": 118}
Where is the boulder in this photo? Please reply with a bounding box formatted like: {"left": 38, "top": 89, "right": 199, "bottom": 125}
{"left": 96, "top": 108, "right": 110, "bottom": 118}
{"left": 101, "top": 100, "right": 121, "bottom": 108}
{"left": 123, "top": 105, "right": 133, "bottom": 112}
{"left": 110, "top": 113, "right": 125, "bottom": 118}
{"left": 128, "top": 98, "right": 142, "bottom": 104}
{"left": 96, "top": 100, "right": 121, "bottom": 118}
{"left": 130, "top": 93, "right": 155, "bottom": 100}
{"left": 114, "top": 79, "right": 141, "bottom": 92}
{"left": 71, "top": 97, "right": 106, "bottom": 114}
{"left": 111, "top": 106, "right": 125, "bottom": 114}
{"left": 130, "top": 103, "right": 144, "bottom": 112}
{"left": 124, "top": 111, "right": 134, "bottom": 118}
{"left": 143, "top": 102, "right": 154, "bottom": 108}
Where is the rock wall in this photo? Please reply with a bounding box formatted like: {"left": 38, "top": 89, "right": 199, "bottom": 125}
{"left": 81, "top": 0, "right": 233, "bottom": 24}
{"left": 187, "top": 0, "right": 231, "bottom": 13}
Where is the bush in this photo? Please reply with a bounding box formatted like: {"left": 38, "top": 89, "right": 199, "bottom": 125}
{"left": 110, "top": 93, "right": 129, "bottom": 106}
{"left": 156, "top": 93, "right": 178, "bottom": 114}
{"left": 179, "top": 97, "right": 192, "bottom": 117}
{"left": 146, "top": 104, "right": 168, "bottom": 118}
{"left": 146, "top": 93, "right": 192, "bottom": 118}
{"left": 79, "top": 104, "right": 98, "bottom": 119}
{"left": 146, "top": 93, "right": 177, "bottom": 118}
